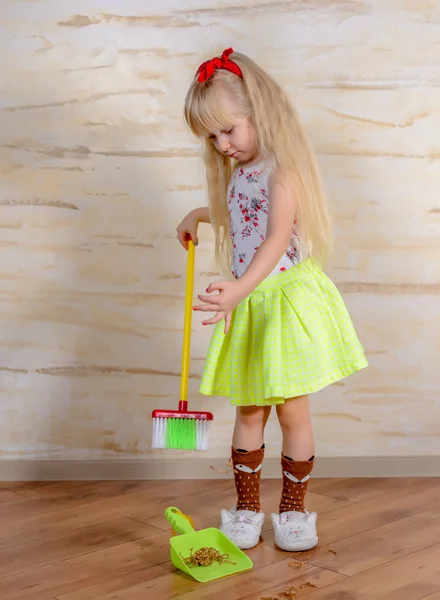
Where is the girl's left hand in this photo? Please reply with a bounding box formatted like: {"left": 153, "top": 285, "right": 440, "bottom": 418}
{"left": 194, "top": 280, "right": 246, "bottom": 333}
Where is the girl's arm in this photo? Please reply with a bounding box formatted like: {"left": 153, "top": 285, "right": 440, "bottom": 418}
{"left": 177, "top": 206, "right": 210, "bottom": 249}
{"left": 192, "top": 206, "right": 211, "bottom": 224}
{"left": 237, "top": 174, "right": 296, "bottom": 297}
{"left": 194, "top": 176, "right": 295, "bottom": 332}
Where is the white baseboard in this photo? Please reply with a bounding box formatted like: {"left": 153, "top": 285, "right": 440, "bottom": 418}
{"left": 0, "top": 457, "right": 439, "bottom": 481}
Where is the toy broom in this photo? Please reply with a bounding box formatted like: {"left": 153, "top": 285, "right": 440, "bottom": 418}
{"left": 151, "top": 239, "right": 213, "bottom": 450}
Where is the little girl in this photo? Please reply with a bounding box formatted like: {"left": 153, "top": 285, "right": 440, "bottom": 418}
{"left": 177, "top": 48, "right": 367, "bottom": 552}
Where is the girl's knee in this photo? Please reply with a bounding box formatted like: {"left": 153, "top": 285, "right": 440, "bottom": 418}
{"left": 276, "top": 397, "right": 311, "bottom": 431}
{"left": 236, "top": 406, "right": 267, "bottom": 428}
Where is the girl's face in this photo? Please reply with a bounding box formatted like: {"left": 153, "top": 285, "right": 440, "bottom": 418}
{"left": 207, "top": 86, "right": 259, "bottom": 165}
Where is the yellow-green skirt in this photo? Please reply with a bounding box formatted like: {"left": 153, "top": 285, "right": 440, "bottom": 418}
{"left": 199, "top": 259, "right": 368, "bottom": 406}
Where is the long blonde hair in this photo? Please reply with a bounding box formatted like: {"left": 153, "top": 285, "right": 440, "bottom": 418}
{"left": 184, "top": 50, "right": 332, "bottom": 269}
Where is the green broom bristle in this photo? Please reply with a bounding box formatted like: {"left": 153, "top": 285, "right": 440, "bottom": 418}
{"left": 166, "top": 418, "right": 197, "bottom": 450}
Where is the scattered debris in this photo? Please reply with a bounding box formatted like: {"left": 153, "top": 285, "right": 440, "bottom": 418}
{"left": 324, "top": 544, "right": 337, "bottom": 555}
{"left": 288, "top": 555, "right": 310, "bottom": 569}
{"left": 210, "top": 458, "right": 235, "bottom": 475}
{"left": 260, "top": 585, "right": 297, "bottom": 600}
{"left": 278, "top": 587, "right": 297, "bottom": 599}
{"left": 210, "top": 465, "right": 232, "bottom": 474}
{"left": 259, "top": 565, "right": 318, "bottom": 598}
{"left": 299, "top": 582, "right": 318, "bottom": 590}
{"left": 260, "top": 578, "right": 318, "bottom": 599}
{"left": 182, "top": 547, "right": 236, "bottom": 567}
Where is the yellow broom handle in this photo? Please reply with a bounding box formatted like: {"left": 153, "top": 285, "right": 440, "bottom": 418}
{"left": 180, "top": 240, "right": 195, "bottom": 404}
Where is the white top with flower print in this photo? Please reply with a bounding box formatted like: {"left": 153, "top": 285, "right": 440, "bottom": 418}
{"left": 228, "top": 161, "right": 302, "bottom": 280}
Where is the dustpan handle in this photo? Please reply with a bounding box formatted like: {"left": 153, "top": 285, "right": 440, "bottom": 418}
{"left": 179, "top": 239, "right": 195, "bottom": 410}
{"left": 165, "top": 506, "right": 195, "bottom": 535}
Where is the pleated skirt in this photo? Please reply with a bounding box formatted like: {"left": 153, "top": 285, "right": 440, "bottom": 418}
{"left": 199, "top": 259, "right": 368, "bottom": 406}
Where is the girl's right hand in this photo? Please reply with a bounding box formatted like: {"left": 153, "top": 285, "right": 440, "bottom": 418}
{"left": 176, "top": 211, "right": 199, "bottom": 250}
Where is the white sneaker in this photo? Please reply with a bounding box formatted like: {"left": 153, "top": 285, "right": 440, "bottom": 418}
{"left": 271, "top": 510, "right": 318, "bottom": 552}
{"left": 220, "top": 508, "right": 265, "bottom": 550}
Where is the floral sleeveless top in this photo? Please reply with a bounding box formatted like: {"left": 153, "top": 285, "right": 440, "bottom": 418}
{"left": 228, "top": 162, "right": 302, "bottom": 280}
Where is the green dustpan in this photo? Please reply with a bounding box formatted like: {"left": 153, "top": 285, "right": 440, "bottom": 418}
{"left": 165, "top": 506, "right": 253, "bottom": 582}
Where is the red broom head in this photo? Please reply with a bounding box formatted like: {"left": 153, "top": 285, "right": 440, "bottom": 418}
{"left": 152, "top": 401, "right": 213, "bottom": 421}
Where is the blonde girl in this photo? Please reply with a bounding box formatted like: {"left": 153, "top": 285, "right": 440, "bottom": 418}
{"left": 177, "top": 48, "right": 367, "bottom": 552}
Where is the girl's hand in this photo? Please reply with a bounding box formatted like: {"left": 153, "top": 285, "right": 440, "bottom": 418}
{"left": 200, "top": 310, "right": 233, "bottom": 334}
{"left": 193, "top": 280, "right": 247, "bottom": 334}
{"left": 176, "top": 212, "right": 199, "bottom": 250}
{"left": 176, "top": 207, "right": 210, "bottom": 250}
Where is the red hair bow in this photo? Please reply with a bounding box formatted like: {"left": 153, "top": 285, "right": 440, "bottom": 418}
{"left": 196, "top": 48, "right": 243, "bottom": 83}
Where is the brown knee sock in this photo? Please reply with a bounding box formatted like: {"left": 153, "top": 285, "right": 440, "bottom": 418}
{"left": 232, "top": 445, "right": 264, "bottom": 512}
{"left": 279, "top": 454, "right": 314, "bottom": 514}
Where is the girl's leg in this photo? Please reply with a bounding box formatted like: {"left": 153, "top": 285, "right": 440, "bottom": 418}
{"left": 277, "top": 395, "right": 314, "bottom": 460}
{"left": 276, "top": 396, "right": 314, "bottom": 513}
{"left": 233, "top": 405, "right": 272, "bottom": 450}
{"left": 231, "top": 405, "right": 271, "bottom": 512}
{"left": 272, "top": 396, "right": 318, "bottom": 552}
{"left": 220, "top": 406, "right": 271, "bottom": 550}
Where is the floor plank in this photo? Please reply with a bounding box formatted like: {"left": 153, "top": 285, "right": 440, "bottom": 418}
{"left": 175, "top": 563, "right": 344, "bottom": 600}
{"left": 237, "top": 567, "right": 343, "bottom": 600}
{"left": 421, "top": 592, "right": 440, "bottom": 600}
{"left": 0, "top": 531, "right": 170, "bottom": 600}
{"left": 0, "top": 518, "right": 159, "bottom": 579}
{"left": 56, "top": 559, "right": 343, "bottom": 600}
{"left": 55, "top": 565, "right": 178, "bottom": 600}
{"left": 310, "top": 476, "right": 416, "bottom": 503}
{"left": 295, "top": 542, "right": 440, "bottom": 600}
{"left": 308, "top": 478, "right": 347, "bottom": 492}
{"left": 308, "top": 503, "right": 440, "bottom": 576}
{"left": 0, "top": 481, "right": 151, "bottom": 524}
{"left": 0, "top": 480, "right": 209, "bottom": 551}
{"left": 7, "top": 480, "right": 149, "bottom": 500}
{"left": 0, "top": 481, "right": 55, "bottom": 493}
{"left": 317, "top": 477, "right": 440, "bottom": 544}
{"left": 0, "top": 479, "right": 438, "bottom": 600}
{"left": 0, "top": 489, "right": 24, "bottom": 505}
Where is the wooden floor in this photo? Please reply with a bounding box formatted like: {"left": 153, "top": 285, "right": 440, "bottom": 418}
{"left": 0, "top": 478, "right": 440, "bottom": 599}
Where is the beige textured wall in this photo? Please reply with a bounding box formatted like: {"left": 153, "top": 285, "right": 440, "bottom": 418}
{"left": 1, "top": 1, "right": 439, "bottom": 464}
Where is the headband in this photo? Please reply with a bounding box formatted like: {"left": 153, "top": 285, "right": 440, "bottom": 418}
{"left": 196, "top": 48, "right": 243, "bottom": 83}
